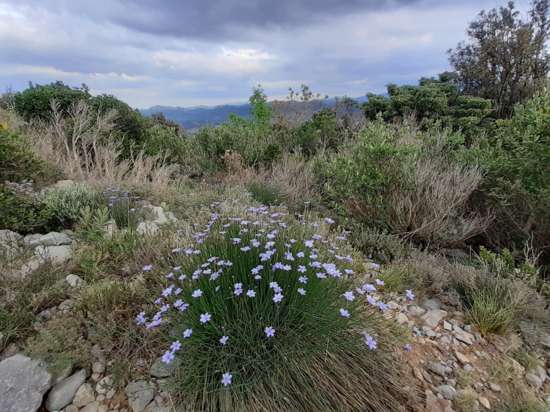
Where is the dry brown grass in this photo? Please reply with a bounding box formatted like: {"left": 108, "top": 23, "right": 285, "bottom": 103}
{"left": 28, "top": 100, "right": 177, "bottom": 193}
{"left": 389, "top": 157, "right": 492, "bottom": 246}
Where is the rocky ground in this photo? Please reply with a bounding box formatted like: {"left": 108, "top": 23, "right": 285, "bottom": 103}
{"left": 0, "top": 182, "right": 549, "bottom": 412}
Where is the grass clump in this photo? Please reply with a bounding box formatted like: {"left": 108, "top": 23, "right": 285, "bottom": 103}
{"left": 246, "top": 181, "right": 286, "bottom": 206}
{"left": 455, "top": 274, "right": 529, "bottom": 335}
{"left": 136, "top": 205, "right": 412, "bottom": 411}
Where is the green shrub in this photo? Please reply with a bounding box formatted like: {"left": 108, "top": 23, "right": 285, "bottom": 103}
{"left": 246, "top": 181, "right": 286, "bottom": 206}
{"left": 0, "top": 187, "right": 55, "bottom": 234}
{"left": 42, "top": 183, "right": 102, "bottom": 227}
{"left": 137, "top": 207, "right": 411, "bottom": 411}
{"left": 0, "top": 129, "right": 61, "bottom": 185}
{"left": 14, "top": 81, "right": 91, "bottom": 121}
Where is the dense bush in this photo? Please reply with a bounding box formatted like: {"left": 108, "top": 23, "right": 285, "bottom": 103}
{"left": 137, "top": 206, "right": 412, "bottom": 411}
{"left": 0, "top": 128, "right": 61, "bottom": 185}
{"left": 42, "top": 183, "right": 102, "bottom": 227}
{"left": 317, "top": 120, "right": 487, "bottom": 246}
{"left": 471, "top": 86, "right": 550, "bottom": 266}
{"left": 0, "top": 187, "right": 56, "bottom": 234}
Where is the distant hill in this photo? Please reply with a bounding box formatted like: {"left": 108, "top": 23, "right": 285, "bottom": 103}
{"left": 140, "top": 96, "right": 367, "bottom": 130}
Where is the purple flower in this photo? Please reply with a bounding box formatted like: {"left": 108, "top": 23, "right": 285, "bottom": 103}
{"left": 339, "top": 308, "right": 350, "bottom": 318}
{"left": 135, "top": 311, "right": 146, "bottom": 325}
{"left": 305, "top": 240, "right": 314, "bottom": 248}
{"left": 343, "top": 291, "right": 355, "bottom": 302}
{"left": 142, "top": 264, "right": 153, "bottom": 272}
{"left": 404, "top": 343, "right": 413, "bottom": 352}
{"left": 298, "top": 276, "right": 308, "bottom": 284}
{"left": 219, "top": 335, "right": 229, "bottom": 345}
{"left": 240, "top": 246, "right": 251, "bottom": 252}
{"left": 405, "top": 289, "right": 415, "bottom": 301}
{"left": 375, "top": 278, "right": 385, "bottom": 286}
{"left": 377, "top": 301, "right": 389, "bottom": 312}
{"left": 170, "top": 340, "right": 182, "bottom": 352}
{"left": 273, "top": 293, "right": 284, "bottom": 303}
{"left": 324, "top": 217, "right": 335, "bottom": 224}
{"left": 366, "top": 295, "right": 377, "bottom": 306}
{"left": 297, "top": 288, "right": 306, "bottom": 296}
{"left": 362, "top": 333, "right": 377, "bottom": 350}
{"left": 161, "top": 350, "right": 175, "bottom": 364}
{"left": 199, "top": 312, "right": 212, "bottom": 324}
{"left": 371, "top": 262, "right": 381, "bottom": 270}
{"left": 264, "top": 326, "right": 276, "bottom": 338}
{"left": 246, "top": 289, "right": 256, "bottom": 298}
{"left": 297, "top": 265, "right": 307, "bottom": 273}
{"left": 183, "top": 328, "right": 193, "bottom": 338}
{"left": 296, "top": 251, "right": 305, "bottom": 258}
{"left": 221, "top": 372, "right": 232, "bottom": 386}
{"left": 192, "top": 289, "right": 203, "bottom": 298}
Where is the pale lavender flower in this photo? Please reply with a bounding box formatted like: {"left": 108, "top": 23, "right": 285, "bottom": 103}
{"left": 375, "top": 278, "right": 385, "bottom": 286}
{"left": 316, "top": 272, "right": 327, "bottom": 279}
{"left": 305, "top": 240, "right": 314, "bottom": 248}
{"left": 142, "top": 264, "right": 153, "bottom": 272}
{"left": 362, "top": 283, "right": 376, "bottom": 293}
{"left": 161, "top": 350, "right": 175, "bottom": 364}
{"left": 405, "top": 289, "right": 415, "bottom": 301}
{"left": 343, "top": 291, "right": 355, "bottom": 302}
{"left": 162, "top": 286, "right": 174, "bottom": 297}
{"left": 324, "top": 217, "right": 335, "bottom": 224}
{"left": 170, "top": 340, "right": 182, "bottom": 352}
{"left": 231, "top": 238, "right": 241, "bottom": 244}
{"left": 297, "top": 288, "right": 306, "bottom": 296}
{"left": 199, "top": 312, "right": 212, "bottom": 324}
{"left": 183, "top": 328, "right": 193, "bottom": 338}
{"left": 221, "top": 372, "right": 232, "bottom": 386}
{"left": 219, "top": 335, "right": 229, "bottom": 345}
{"left": 371, "top": 262, "right": 381, "bottom": 270}
{"left": 339, "top": 308, "right": 350, "bottom": 318}
{"left": 404, "top": 343, "right": 413, "bottom": 352}
{"left": 284, "top": 251, "right": 295, "bottom": 261}
{"left": 362, "top": 333, "right": 377, "bottom": 350}
{"left": 296, "top": 251, "right": 305, "bottom": 258}
{"left": 192, "top": 289, "right": 203, "bottom": 298}
{"left": 135, "top": 311, "right": 147, "bottom": 325}
{"left": 273, "top": 293, "right": 284, "bottom": 303}
{"left": 298, "top": 265, "right": 307, "bottom": 273}
{"left": 240, "top": 246, "right": 251, "bottom": 252}
{"left": 298, "top": 276, "right": 308, "bottom": 284}
{"left": 366, "top": 295, "right": 377, "bottom": 306}
{"left": 246, "top": 289, "right": 256, "bottom": 298}
{"left": 264, "top": 326, "right": 276, "bottom": 338}
{"left": 377, "top": 301, "right": 389, "bottom": 312}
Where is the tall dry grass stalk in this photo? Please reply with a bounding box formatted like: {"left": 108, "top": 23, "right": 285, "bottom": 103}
{"left": 29, "top": 100, "right": 177, "bottom": 192}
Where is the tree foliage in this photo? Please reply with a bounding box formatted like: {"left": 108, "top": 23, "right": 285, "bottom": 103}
{"left": 449, "top": 0, "right": 550, "bottom": 118}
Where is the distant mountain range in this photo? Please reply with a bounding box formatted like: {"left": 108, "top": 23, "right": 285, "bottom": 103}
{"left": 140, "top": 96, "right": 368, "bottom": 130}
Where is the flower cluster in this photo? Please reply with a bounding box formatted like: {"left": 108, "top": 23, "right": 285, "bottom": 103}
{"left": 137, "top": 204, "right": 414, "bottom": 389}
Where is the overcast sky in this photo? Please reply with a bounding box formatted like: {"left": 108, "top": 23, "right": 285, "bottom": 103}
{"left": 0, "top": 0, "right": 531, "bottom": 108}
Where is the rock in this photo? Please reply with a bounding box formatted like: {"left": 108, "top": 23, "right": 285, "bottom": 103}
{"left": 45, "top": 369, "right": 87, "bottom": 411}
{"left": 443, "top": 321, "right": 453, "bottom": 331}
{"left": 144, "top": 205, "right": 176, "bottom": 225}
{"left": 17, "top": 256, "right": 42, "bottom": 278}
{"left": 52, "top": 362, "right": 74, "bottom": 385}
{"left": 92, "top": 361, "right": 106, "bottom": 374}
{"left": 137, "top": 221, "right": 159, "bottom": 235}
{"left": 66, "top": 274, "right": 85, "bottom": 288}
{"left": 422, "top": 298, "right": 441, "bottom": 311}
{"left": 489, "top": 382, "right": 502, "bottom": 392}
{"left": 436, "top": 384, "right": 457, "bottom": 400}
{"left": 0, "top": 229, "right": 21, "bottom": 244}
{"left": 0, "top": 354, "right": 53, "bottom": 412}
{"left": 541, "top": 333, "right": 550, "bottom": 349}
{"left": 453, "top": 327, "right": 475, "bottom": 345}
{"left": 428, "top": 361, "right": 452, "bottom": 377}
{"left": 150, "top": 357, "right": 175, "bottom": 378}
{"left": 144, "top": 405, "right": 172, "bottom": 412}
{"left": 80, "top": 401, "right": 108, "bottom": 412}
{"left": 421, "top": 309, "right": 447, "bottom": 328}
{"left": 96, "top": 375, "right": 114, "bottom": 395}
{"left": 125, "top": 380, "right": 156, "bottom": 412}
{"left": 64, "top": 405, "right": 79, "bottom": 412}
{"left": 22, "top": 234, "right": 43, "bottom": 247}
{"left": 425, "top": 390, "right": 455, "bottom": 412}
{"left": 28, "top": 232, "right": 72, "bottom": 247}
{"left": 478, "top": 396, "right": 491, "bottom": 410}
{"left": 73, "top": 383, "right": 96, "bottom": 407}
{"left": 525, "top": 372, "right": 544, "bottom": 389}
{"left": 407, "top": 305, "right": 426, "bottom": 317}
{"left": 35, "top": 245, "right": 73, "bottom": 264}
{"left": 396, "top": 313, "right": 409, "bottom": 325}
{"left": 454, "top": 350, "right": 471, "bottom": 365}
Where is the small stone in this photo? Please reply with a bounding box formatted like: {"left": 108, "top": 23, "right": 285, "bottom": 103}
{"left": 428, "top": 361, "right": 452, "bottom": 377}
{"left": 454, "top": 350, "right": 471, "bottom": 365}
{"left": 66, "top": 274, "right": 85, "bottom": 288}
{"left": 96, "top": 375, "right": 114, "bottom": 394}
{"left": 489, "top": 382, "right": 502, "bottom": 392}
{"left": 436, "top": 384, "right": 456, "bottom": 400}
{"left": 92, "top": 361, "right": 106, "bottom": 374}
{"left": 73, "top": 383, "right": 95, "bottom": 408}
{"left": 45, "top": 369, "right": 87, "bottom": 411}
{"left": 478, "top": 396, "right": 491, "bottom": 409}
{"left": 136, "top": 221, "right": 159, "bottom": 235}
{"left": 525, "top": 372, "right": 544, "bottom": 389}
{"left": 64, "top": 405, "right": 79, "bottom": 412}
{"left": 453, "top": 326, "right": 475, "bottom": 345}
{"left": 29, "top": 232, "right": 72, "bottom": 247}
{"left": 443, "top": 321, "right": 453, "bottom": 331}
{"left": 425, "top": 390, "right": 454, "bottom": 412}
{"left": 34, "top": 245, "right": 73, "bottom": 264}
{"left": 395, "top": 313, "right": 409, "bottom": 324}
{"left": 125, "top": 381, "right": 155, "bottom": 412}
{"left": 422, "top": 298, "right": 441, "bottom": 311}
{"left": 421, "top": 309, "right": 447, "bottom": 328}
{"left": 80, "top": 401, "right": 108, "bottom": 412}
{"left": 407, "top": 305, "right": 426, "bottom": 317}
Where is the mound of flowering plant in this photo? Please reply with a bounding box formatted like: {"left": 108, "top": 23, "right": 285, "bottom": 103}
{"left": 137, "top": 205, "right": 412, "bottom": 411}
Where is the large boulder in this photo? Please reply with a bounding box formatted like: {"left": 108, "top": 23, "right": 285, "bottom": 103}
{"left": 34, "top": 244, "right": 73, "bottom": 264}
{"left": 27, "top": 232, "right": 72, "bottom": 247}
{"left": 125, "top": 380, "right": 156, "bottom": 412}
{"left": 0, "top": 354, "right": 53, "bottom": 412}
{"left": 45, "top": 369, "right": 87, "bottom": 411}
